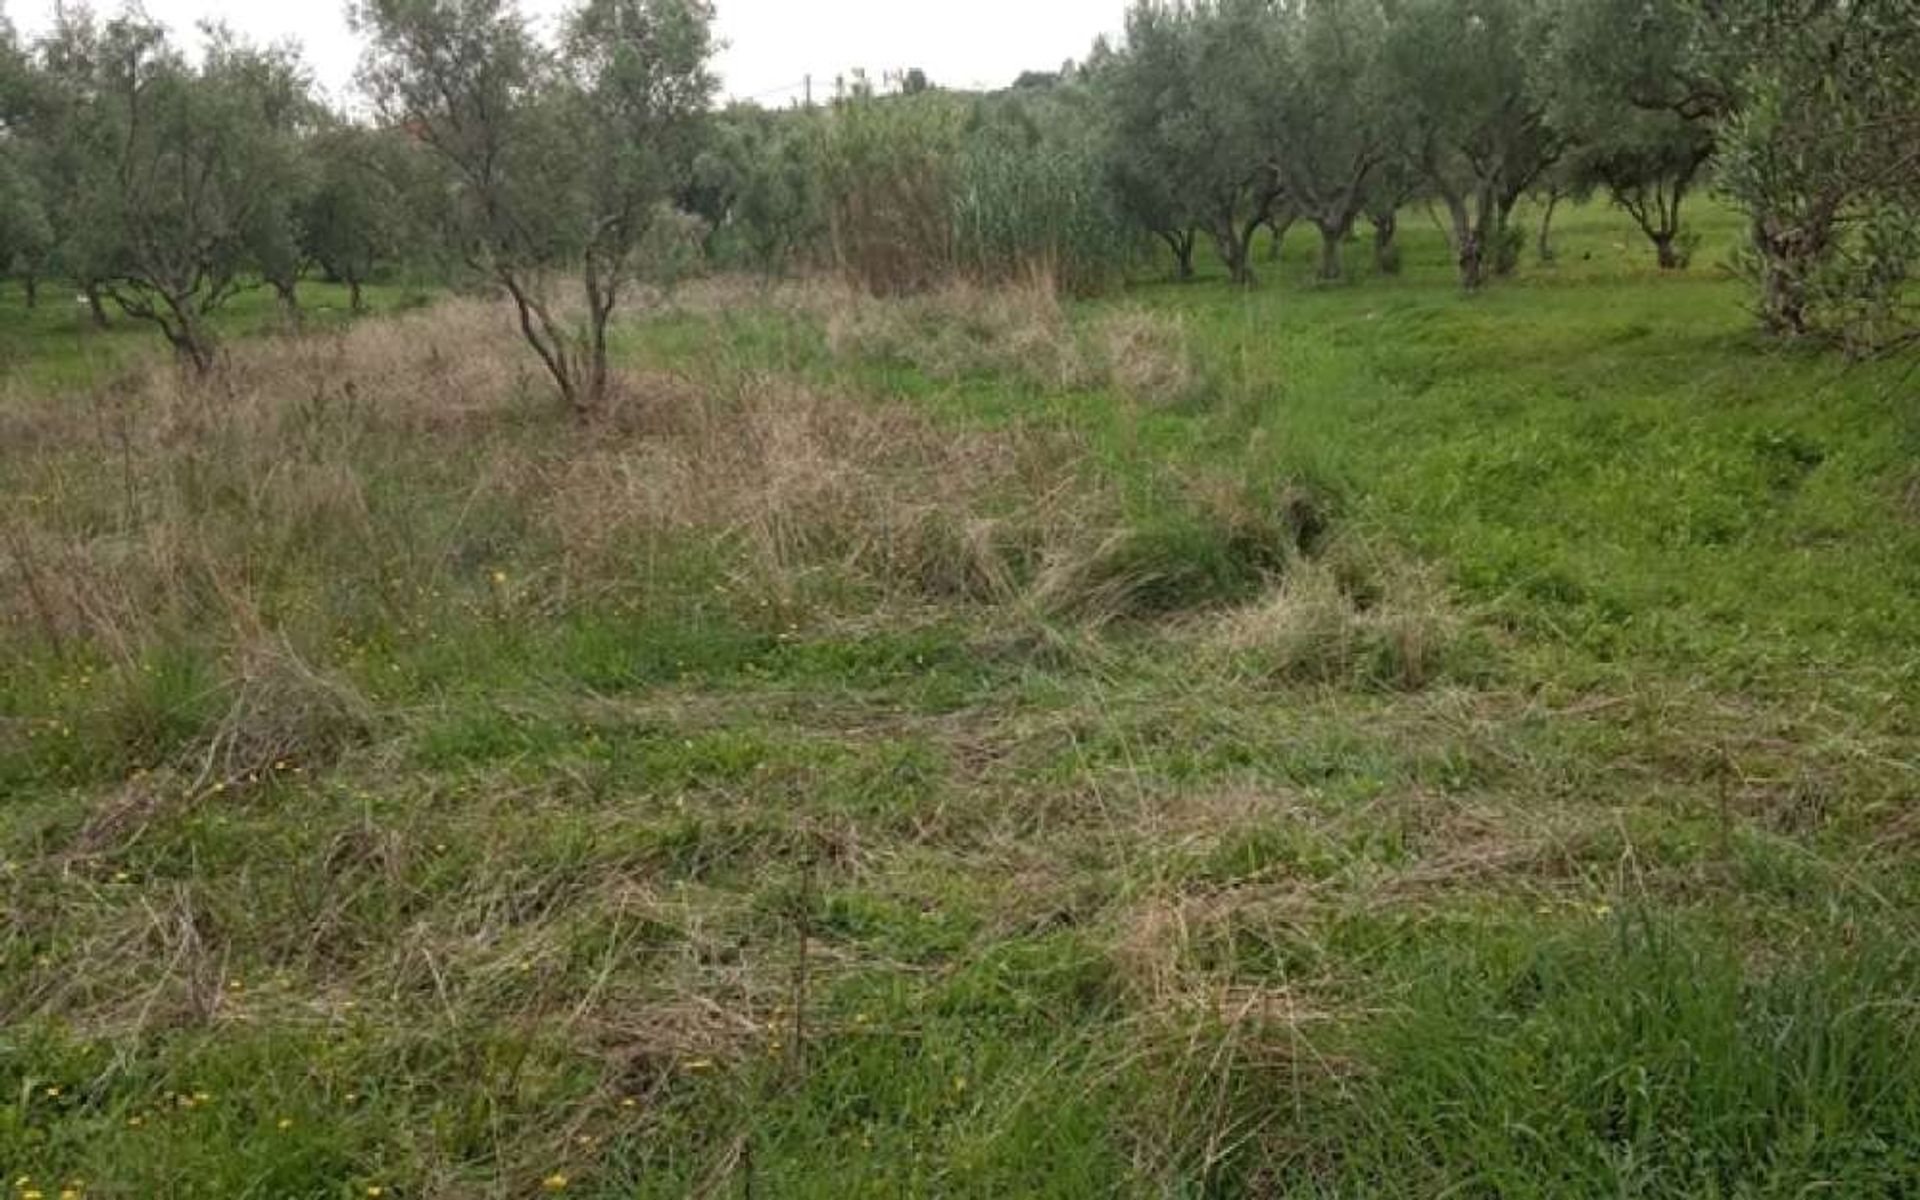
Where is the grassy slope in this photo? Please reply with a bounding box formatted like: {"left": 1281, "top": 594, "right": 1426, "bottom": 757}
{"left": 2, "top": 206, "right": 1918, "bottom": 1198}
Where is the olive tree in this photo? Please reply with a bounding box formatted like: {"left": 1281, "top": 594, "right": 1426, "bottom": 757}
{"left": 1097, "top": 1, "right": 1286, "bottom": 286}
{"left": 686, "top": 103, "right": 823, "bottom": 274}
{"left": 0, "top": 144, "right": 48, "bottom": 304}
{"left": 0, "top": 13, "right": 51, "bottom": 306}
{"left": 1542, "top": 0, "right": 1715, "bottom": 269}
{"left": 227, "top": 42, "right": 321, "bottom": 329}
{"left": 1090, "top": 27, "right": 1195, "bottom": 279}
{"left": 299, "top": 124, "right": 420, "bottom": 313}
{"left": 78, "top": 17, "right": 311, "bottom": 370}
{"left": 21, "top": 3, "right": 116, "bottom": 326}
{"left": 1703, "top": 0, "right": 1919, "bottom": 347}
{"left": 1361, "top": 153, "right": 1420, "bottom": 274}
{"left": 356, "top": 0, "right": 715, "bottom": 416}
{"left": 1383, "top": 0, "right": 1556, "bottom": 289}
{"left": 1272, "top": 0, "right": 1391, "bottom": 282}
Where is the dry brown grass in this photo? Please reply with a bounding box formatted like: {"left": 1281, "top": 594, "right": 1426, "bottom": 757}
{"left": 1206, "top": 551, "right": 1472, "bottom": 691}
{"left": 539, "top": 370, "right": 1109, "bottom": 609}
{"left": 821, "top": 277, "right": 1209, "bottom": 405}
{"left": 2, "top": 289, "right": 1240, "bottom": 668}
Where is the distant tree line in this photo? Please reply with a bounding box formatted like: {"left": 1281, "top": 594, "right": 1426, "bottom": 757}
{"left": 0, "top": 0, "right": 1914, "bottom": 406}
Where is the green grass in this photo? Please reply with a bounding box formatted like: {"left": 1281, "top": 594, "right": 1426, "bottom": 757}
{"left": 3, "top": 206, "right": 1918, "bottom": 1198}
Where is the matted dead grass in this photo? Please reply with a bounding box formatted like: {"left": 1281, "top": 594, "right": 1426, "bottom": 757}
{"left": 819, "top": 276, "right": 1211, "bottom": 405}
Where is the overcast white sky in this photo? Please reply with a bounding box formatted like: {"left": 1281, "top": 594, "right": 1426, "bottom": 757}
{"left": 6, "top": 1, "right": 1129, "bottom": 107}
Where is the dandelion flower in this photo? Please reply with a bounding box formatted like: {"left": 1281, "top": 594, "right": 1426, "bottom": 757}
{"left": 278, "top": 1117, "right": 295, "bottom": 1131}
{"left": 683, "top": 1058, "right": 714, "bottom": 1073}
{"left": 542, "top": 1174, "right": 570, "bottom": 1192}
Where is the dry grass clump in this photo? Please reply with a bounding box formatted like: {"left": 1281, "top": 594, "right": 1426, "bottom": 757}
{"left": 1, "top": 290, "right": 1255, "bottom": 685}
{"left": 539, "top": 372, "right": 1111, "bottom": 608}
{"left": 1209, "top": 550, "right": 1477, "bottom": 691}
{"left": 184, "top": 637, "right": 374, "bottom": 785}
{"left": 0, "top": 299, "right": 538, "bottom": 656}
{"left": 824, "top": 277, "right": 1082, "bottom": 387}
{"left": 1094, "top": 308, "right": 1206, "bottom": 406}
{"left": 821, "top": 278, "right": 1209, "bottom": 405}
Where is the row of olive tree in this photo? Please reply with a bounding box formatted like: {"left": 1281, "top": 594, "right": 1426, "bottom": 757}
{"left": 0, "top": 0, "right": 716, "bottom": 412}
{"left": 1084, "top": 0, "right": 1917, "bottom": 347}
{"left": 3, "top": 0, "right": 1911, "bottom": 365}
{"left": 0, "top": 7, "right": 324, "bottom": 369}
{"left": 0, "top": 5, "right": 448, "bottom": 365}
{"left": 1091, "top": 0, "right": 1680, "bottom": 291}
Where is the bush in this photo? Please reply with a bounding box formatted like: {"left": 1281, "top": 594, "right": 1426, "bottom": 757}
{"left": 811, "top": 88, "right": 1138, "bottom": 297}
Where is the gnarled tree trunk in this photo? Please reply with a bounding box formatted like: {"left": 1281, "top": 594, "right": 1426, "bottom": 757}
{"left": 1371, "top": 211, "right": 1400, "bottom": 274}
{"left": 1315, "top": 220, "right": 1351, "bottom": 281}
{"left": 273, "top": 280, "right": 301, "bottom": 332}
{"left": 84, "top": 282, "right": 108, "bottom": 329}
{"left": 1159, "top": 228, "right": 1197, "bottom": 281}
{"left": 1211, "top": 213, "right": 1256, "bottom": 286}
{"left": 1537, "top": 189, "right": 1563, "bottom": 264}
{"left": 1266, "top": 210, "right": 1297, "bottom": 263}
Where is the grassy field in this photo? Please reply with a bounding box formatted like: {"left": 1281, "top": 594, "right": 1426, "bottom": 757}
{"left": 3, "top": 204, "right": 1918, "bottom": 1198}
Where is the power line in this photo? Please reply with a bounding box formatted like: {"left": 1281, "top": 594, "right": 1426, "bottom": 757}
{"left": 729, "top": 78, "right": 811, "bottom": 105}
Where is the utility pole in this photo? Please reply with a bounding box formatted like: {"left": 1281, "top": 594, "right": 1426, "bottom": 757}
{"left": 803, "top": 74, "right": 811, "bottom": 108}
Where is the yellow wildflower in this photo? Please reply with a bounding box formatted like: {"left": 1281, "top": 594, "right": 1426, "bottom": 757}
{"left": 542, "top": 1175, "right": 570, "bottom": 1192}
{"left": 278, "top": 1117, "right": 295, "bottom": 1131}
